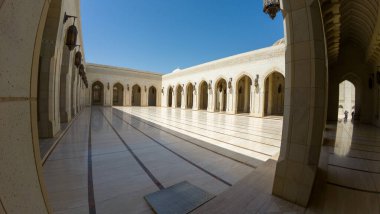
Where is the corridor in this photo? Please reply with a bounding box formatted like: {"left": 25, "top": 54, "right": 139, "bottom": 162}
{"left": 42, "top": 107, "right": 282, "bottom": 213}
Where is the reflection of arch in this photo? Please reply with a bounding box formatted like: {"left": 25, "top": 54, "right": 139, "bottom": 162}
{"left": 132, "top": 84, "right": 141, "bottom": 106}
{"left": 176, "top": 84, "right": 183, "bottom": 108}
{"left": 236, "top": 75, "right": 252, "bottom": 113}
{"left": 92, "top": 81, "right": 104, "bottom": 105}
{"left": 186, "top": 83, "right": 194, "bottom": 109}
{"left": 113, "top": 83, "right": 124, "bottom": 106}
{"left": 215, "top": 78, "right": 227, "bottom": 112}
{"left": 167, "top": 86, "right": 173, "bottom": 107}
{"left": 198, "top": 81, "right": 208, "bottom": 110}
{"left": 264, "top": 72, "right": 285, "bottom": 116}
{"left": 148, "top": 86, "right": 157, "bottom": 106}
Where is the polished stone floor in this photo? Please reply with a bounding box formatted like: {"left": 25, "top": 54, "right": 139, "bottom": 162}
{"left": 42, "top": 107, "right": 282, "bottom": 213}
{"left": 42, "top": 107, "right": 380, "bottom": 213}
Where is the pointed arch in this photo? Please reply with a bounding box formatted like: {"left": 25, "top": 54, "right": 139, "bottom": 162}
{"left": 264, "top": 71, "right": 285, "bottom": 116}
{"left": 148, "top": 86, "right": 157, "bottom": 106}
{"left": 132, "top": 84, "right": 141, "bottom": 106}
{"left": 92, "top": 81, "right": 104, "bottom": 105}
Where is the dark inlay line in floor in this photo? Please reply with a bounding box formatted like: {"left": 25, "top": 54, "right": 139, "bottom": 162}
{"left": 131, "top": 110, "right": 281, "bottom": 148}
{"left": 325, "top": 144, "right": 380, "bottom": 154}
{"left": 328, "top": 153, "right": 380, "bottom": 162}
{"left": 328, "top": 164, "right": 380, "bottom": 174}
{"left": 117, "top": 110, "right": 256, "bottom": 169}
{"left": 109, "top": 109, "right": 233, "bottom": 187}
{"left": 88, "top": 108, "right": 97, "bottom": 214}
{"left": 135, "top": 109, "right": 282, "bottom": 138}
{"left": 41, "top": 110, "right": 83, "bottom": 165}
{"left": 132, "top": 108, "right": 282, "bottom": 136}
{"left": 162, "top": 107, "right": 282, "bottom": 124}
{"left": 99, "top": 109, "right": 165, "bottom": 190}
{"left": 327, "top": 182, "right": 380, "bottom": 194}
{"left": 134, "top": 108, "right": 282, "bottom": 134}
{"left": 120, "top": 110, "right": 273, "bottom": 157}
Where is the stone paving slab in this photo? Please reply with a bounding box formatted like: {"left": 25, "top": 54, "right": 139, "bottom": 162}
{"left": 144, "top": 181, "right": 214, "bottom": 214}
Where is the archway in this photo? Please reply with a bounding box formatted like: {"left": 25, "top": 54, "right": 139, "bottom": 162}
{"left": 92, "top": 81, "right": 104, "bottom": 105}
{"left": 176, "top": 84, "right": 183, "bottom": 108}
{"left": 199, "top": 81, "right": 208, "bottom": 110}
{"left": 264, "top": 72, "right": 285, "bottom": 116}
{"left": 338, "top": 80, "right": 356, "bottom": 120}
{"left": 132, "top": 84, "right": 141, "bottom": 106}
{"left": 215, "top": 78, "right": 227, "bottom": 112}
{"left": 148, "top": 86, "right": 157, "bottom": 106}
{"left": 168, "top": 86, "right": 173, "bottom": 107}
{"left": 37, "top": 0, "right": 63, "bottom": 138}
{"left": 236, "top": 75, "right": 252, "bottom": 113}
{"left": 186, "top": 83, "right": 194, "bottom": 109}
{"left": 59, "top": 46, "right": 71, "bottom": 123}
{"left": 113, "top": 83, "right": 124, "bottom": 106}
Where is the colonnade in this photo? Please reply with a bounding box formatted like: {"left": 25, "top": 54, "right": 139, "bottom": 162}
{"left": 90, "top": 81, "right": 159, "bottom": 107}
{"left": 164, "top": 72, "right": 285, "bottom": 117}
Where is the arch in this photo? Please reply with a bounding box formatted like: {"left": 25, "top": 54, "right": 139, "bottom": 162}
{"left": 148, "top": 86, "right": 157, "bottom": 106}
{"left": 337, "top": 80, "right": 356, "bottom": 120}
{"left": 198, "top": 81, "right": 208, "bottom": 110}
{"left": 92, "top": 81, "right": 104, "bottom": 105}
{"left": 132, "top": 84, "right": 141, "bottom": 106}
{"left": 113, "top": 82, "right": 124, "bottom": 106}
{"left": 215, "top": 78, "right": 227, "bottom": 112}
{"left": 59, "top": 45, "right": 72, "bottom": 123}
{"left": 176, "top": 84, "right": 183, "bottom": 108}
{"left": 167, "top": 86, "right": 173, "bottom": 107}
{"left": 37, "top": 0, "right": 63, "bottom": 138}
{"left": 186, "top": 83, "right": 194, "bottom": 109}
{"left": 236, "top": 75, "right": 252, "bottom": 113}
{"left": 264, "top": 71, "right": 285, "bottom": 116}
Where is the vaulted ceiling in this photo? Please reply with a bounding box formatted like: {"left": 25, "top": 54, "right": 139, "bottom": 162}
{"left": 320, "top": 0, "right": 380, "bottom": 65}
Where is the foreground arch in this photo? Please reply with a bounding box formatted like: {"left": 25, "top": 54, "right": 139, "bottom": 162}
{"left": 198, "top": 81, "right": 208, "bottom": 110}
{"left": 148, "top": 86, "right": 157, "bottom": 106}
{"left": 236, "top": 75, "right": 252, "bottom": 113}
{"left": 264, "top": 72, "right": 284, "bottom": 116}
{"left": 132, "top": 84, "right": 141, "bottom": 106}
{"left": 113, "top": 83, "right": 124, "bottom": 106}
{"left": 92, "top": 81, "right": 104, "bottom": 105}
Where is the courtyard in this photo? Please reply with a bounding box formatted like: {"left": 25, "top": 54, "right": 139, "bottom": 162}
{"left": 42, "top": 107, "right": 282, "bottom": 213}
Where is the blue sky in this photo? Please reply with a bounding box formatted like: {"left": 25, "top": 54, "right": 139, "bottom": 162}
{"left": 81, "top": 0, "right": 284, "bottom": 74}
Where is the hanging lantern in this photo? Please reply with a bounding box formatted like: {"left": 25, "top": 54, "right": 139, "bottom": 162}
{"left": 65, "top": 24, "right": 78, "bottom": 51}
{"left": 75, "top": 51, "right": 82, "bottom": 68}
{"left": 64, "top": 12, "right": 79, "bottom": 51}
{"left": 79, "top": 64, "right": 85, "bottom": 76}
{"left": 263, "top": 0, "right": 281, "bottom": 20}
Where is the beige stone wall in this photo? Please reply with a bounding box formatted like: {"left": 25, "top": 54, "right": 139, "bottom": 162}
{"left": 0, "top": 0, "right": 87, "bottom": 212}
{"left": 162, "top": 43, "right": 285, "bottom": 116}
{"left": 86, "top": 63, "right": 162, "bottom": 107}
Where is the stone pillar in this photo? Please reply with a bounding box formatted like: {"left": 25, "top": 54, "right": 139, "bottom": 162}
{"left": 272, "top": 0, "right": 328, "bottom": 207}
{"left": 0, "top": 0, "right": 51, "bottom": 212}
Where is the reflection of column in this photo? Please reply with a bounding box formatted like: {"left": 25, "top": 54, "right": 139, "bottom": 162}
{"left": 220, "top": 90, "right": 224, "bottom": 111}
{"left": 172, "top": 91, "right": 175, "bottom": 108}
{"left": 244, "top": 78, "right": 249, "bottom": 112}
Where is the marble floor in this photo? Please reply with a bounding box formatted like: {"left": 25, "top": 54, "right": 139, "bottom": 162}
{"left": 42, "top": 107, "right": 380, "bottom": 213}
{"left": 194, "top": 119, "right": 380, "bottom": 213}
{"left": 42, "top": 107, "right": 282, "bottom": 213}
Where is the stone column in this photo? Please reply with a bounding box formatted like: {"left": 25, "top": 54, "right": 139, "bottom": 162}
{"left": 273, "top": 0, "right": 328, "bottom": 207}
{"left": 0, "top": 0, "right": 51, "bottom": 212}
